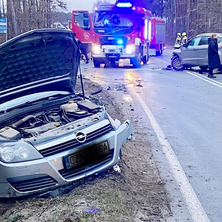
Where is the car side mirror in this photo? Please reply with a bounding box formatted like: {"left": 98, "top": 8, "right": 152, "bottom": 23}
{"left": 183, "top": 43, "right": 188, "bottom": 48}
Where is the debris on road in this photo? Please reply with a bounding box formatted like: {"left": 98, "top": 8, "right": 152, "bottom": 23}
{"left": 104, "top": 84, "right": 127, "bottom": 92}
{"left": 91, "top": 89, "right": 103, "bottom": 95}
{"left": 135, "top": 79, "right": 143, "bottom": 87}
{"left": 164, "top": 65, "right": 173, "bottom": 70}
{"left": 116, "top": 84, "right": 127, "bottom": 92}
{"left": 113, "top": 164, "right": 121, "bottom": 173}
{"left": 85, "top": 208, "right": 100, "bottom": 213}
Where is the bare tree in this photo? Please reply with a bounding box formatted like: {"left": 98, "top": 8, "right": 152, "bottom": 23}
{"left": 6, "top": 0, "right": 67, "bottom": 40}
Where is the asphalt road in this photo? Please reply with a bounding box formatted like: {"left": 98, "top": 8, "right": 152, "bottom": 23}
{"left": 81, "top": 50, "right": 222, "bottom": 222}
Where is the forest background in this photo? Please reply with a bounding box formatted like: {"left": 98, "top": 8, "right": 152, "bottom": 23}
{"left": 1, "top": 0, "right": 222, "bottom": 44}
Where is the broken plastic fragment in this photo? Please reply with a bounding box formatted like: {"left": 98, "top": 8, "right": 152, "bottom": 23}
{"left": 113, "top": 164, "right": 121, "bottom": 173}
{"left": 85, "top": 208, "right": 99, "bottom": 213}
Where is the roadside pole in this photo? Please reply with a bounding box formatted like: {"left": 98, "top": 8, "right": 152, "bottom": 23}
{"left": 0, "top": 17, "right": 7, "bottom": 40}
{"left": 0, "top": 0, "right": 7, "bottom": 42}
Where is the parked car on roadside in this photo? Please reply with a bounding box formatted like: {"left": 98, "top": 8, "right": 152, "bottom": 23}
{"left": 0, "top": 29, "right": 134, "bottom": 199}
{"left": 171, "top": 33, "right": 222, "bottom": 71}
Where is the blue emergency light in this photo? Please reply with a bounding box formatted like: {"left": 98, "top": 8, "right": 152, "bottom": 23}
{"left": 116, "top": 0, "right": 133, "bottom": 8}
{"left": 117, "top": 39, "right": 124, "bottom": 45}
{"left": 116, "top": 2, "right": 132, "bottom": 7}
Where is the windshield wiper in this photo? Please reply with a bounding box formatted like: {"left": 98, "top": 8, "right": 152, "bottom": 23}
{"left": 105, "top": 27, "right": 130, "bottom": 35}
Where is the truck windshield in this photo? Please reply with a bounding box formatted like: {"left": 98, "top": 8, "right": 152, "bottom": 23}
{"left": 94, "top": 11, "right": 133, "bottom": 28}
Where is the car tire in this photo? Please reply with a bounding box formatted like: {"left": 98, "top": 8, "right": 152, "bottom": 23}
{"left": 171, "top": 55, "right": 184, "bottom": 71}
{"left": 93, "top": 58, "right": 101, "bottom": 68}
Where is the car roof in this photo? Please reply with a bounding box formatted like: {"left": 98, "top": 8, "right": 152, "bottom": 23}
{"left": 196, "top": 33, "right": 222, "bottom": 37}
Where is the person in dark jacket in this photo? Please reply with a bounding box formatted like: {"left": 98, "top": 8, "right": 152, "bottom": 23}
{"left": 208, "top": 34, "right": 221, "bottom": 78}
{"left": 78, "top": 41, "right": 91, "bottom": 64}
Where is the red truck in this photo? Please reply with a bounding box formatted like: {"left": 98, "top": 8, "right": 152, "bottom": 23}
{"left": 149, "top": 17, "right": 166, "bottom": 56}
{"left": 71, "top": 1, "right": 152, "bottom": 67}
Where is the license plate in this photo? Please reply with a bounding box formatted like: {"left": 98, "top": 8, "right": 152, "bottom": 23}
{"left": 64, "top": 141, "right": 110, "bottom": 169}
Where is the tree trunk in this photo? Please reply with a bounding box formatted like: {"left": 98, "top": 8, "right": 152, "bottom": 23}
{"left": 8, "top": 0, "right": 18, "bottom": 38}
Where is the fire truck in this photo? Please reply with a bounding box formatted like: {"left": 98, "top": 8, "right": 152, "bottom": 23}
{"left": 149, "top": 17, "right": 166, "bottom": 56}
{"left": 71, "top": 0, "right": 152, "bottom": 68}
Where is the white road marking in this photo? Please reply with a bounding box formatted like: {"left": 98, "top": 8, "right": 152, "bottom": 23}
{"left": 131, "top": 88, "right": 210, "bottom": 222}
{"left": 187, "top": 71, "right": 222, "bottom": 87}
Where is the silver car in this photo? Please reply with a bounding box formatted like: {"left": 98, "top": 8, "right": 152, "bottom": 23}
{"left": 0, "top": 29, "right": 134, "bottom": 199}
{"left": 171, "top": 33, "right": 222, "bottom": 71}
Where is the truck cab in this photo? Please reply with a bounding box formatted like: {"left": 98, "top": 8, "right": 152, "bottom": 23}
{"left": 71, "top": 1, "right": 152, "bottom": 68}
{"left": 149, "top": 17, "right": 166, "bottom": 56}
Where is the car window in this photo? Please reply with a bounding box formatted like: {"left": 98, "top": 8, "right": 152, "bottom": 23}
{"left": 218, "top": 37, "right": 222, "bottom": 43}
{"left": 187, "top": 37, "right": 201, "bottom": 47}
{"left": 198, "top": 36, "right": 209, "bottom": 45}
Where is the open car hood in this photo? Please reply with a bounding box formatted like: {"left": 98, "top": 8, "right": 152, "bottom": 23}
{"left": 0, "top": 29, "right": 80, "bottom": 103}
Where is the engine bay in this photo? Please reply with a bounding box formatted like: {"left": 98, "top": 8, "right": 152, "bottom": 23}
{"left": 0, "top": 99, "right": 102, "bottom": 140}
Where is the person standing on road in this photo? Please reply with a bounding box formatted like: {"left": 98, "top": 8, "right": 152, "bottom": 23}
{"left": 174, "top": 33, "right": 181, "bottom": 49}
{"left": 181, "top": 32, "right": 188, "bottom": 45}
{"left": 208, "top": 34, "right": 220, "bottom": 78}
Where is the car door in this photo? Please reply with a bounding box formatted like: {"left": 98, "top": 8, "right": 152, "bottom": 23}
{"left": 217, "top": 37, "right": 222, "bottom": 65}
{"left": 195, "top": 36, "right": 209, "bottom": 66}
{"left": 181, "top": 36, "right": 201, "bottom": 65}
{"left": 71, "top": 11, "right": 94, "bottom": 44}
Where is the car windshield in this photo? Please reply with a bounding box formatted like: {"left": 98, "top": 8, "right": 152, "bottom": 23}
{"left": 217, "top": 37, "right": 222, "bottom": 43}
{"left": 0, "top": 91, "right": 69, "bottom": 112}
{"left": 94, "top": 11, "right": 133, "bottom": 28}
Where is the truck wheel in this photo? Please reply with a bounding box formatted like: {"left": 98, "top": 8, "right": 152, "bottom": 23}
{"left": 156, "top": 49, "right": 163, "bottom": 56}
{"left": 131, "top": 54, "right": 141, "bottom": 68}
{"left": 156, "top": 51, "right": 160, "bottom": 56}
{"left": 142, "top": 55, "right": 148, "bottom": 64}
{"left": 156, "top": 44, "right": 163, "bottom": 56}
{"left": 110, "top": 59, "right": 117, "bottom": 67}
{"left": 171, "top": 55, "right": 184, "bottom": 71}
{"left": 93, "top": 58, "right": 101, "bottom": 68}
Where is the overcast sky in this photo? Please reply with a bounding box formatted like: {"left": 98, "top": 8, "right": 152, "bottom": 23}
{"left": 65, "top": 0, "right": 115, "bottom": 12}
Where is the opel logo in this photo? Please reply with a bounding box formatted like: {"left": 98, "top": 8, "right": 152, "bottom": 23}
{"left": 75, "top": 131, "right": 87, "bottom": 143}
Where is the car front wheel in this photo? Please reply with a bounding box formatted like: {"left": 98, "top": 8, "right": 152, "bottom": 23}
{"left": 171, "top": 55, "right": 184, "bottom": 71}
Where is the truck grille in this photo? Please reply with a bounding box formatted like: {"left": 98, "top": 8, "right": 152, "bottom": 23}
{"left": 39, "top": 124, "right": 113, "bottom": 157}
{"left": 8, "top": 175, "right": 57, "bottom": 192}
{"left": 59, "top": 149, "right": 114, "bottom": 180}
{"left": 100, "top": 36, "right": 127, "bottom": 46}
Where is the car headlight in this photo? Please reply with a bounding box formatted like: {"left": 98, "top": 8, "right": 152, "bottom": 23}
{"left": 92, "top": 44, "right": 100, "bottom": 54}
{"left": 0, "top": 142, "right": 42, "bottom": 163}
{"left": 126, "top": 45, "right": 135, "bottom": 54}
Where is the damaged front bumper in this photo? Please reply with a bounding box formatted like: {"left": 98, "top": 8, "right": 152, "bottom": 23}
{"left": 0, "top": 120, "right": 134, "bottom": 199}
